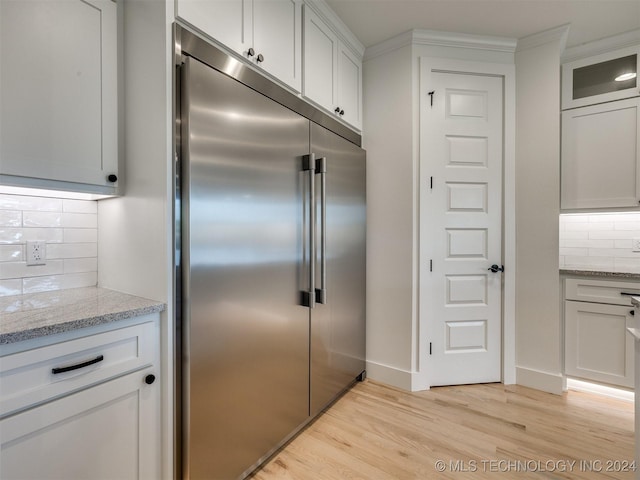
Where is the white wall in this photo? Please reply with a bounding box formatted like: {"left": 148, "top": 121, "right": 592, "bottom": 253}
{"left": 363, "top": 44, "right": 416, "bottom": 389}
{"left": 514, "top": 27, "right": 568, "bottom": 394}
{"left": 97, "top": 0, "right": 175, "bottom": 477}
{"left": 363, "top": 31, "right": 516, "bottom": 391}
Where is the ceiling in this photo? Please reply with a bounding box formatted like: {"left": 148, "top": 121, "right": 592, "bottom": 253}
{"left": 325, "top": 0, "right": 640, "bottom": 50}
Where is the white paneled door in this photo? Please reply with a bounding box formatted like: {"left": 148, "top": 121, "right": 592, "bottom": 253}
{"left": 421, "top": 69, "right": 503, "bottom": 386}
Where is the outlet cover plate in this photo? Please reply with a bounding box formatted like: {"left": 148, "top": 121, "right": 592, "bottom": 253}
{"left": 26, "top": 241, "right": 46, "bottom": 266}
{"left": 633, "top": 238, "right": 640, "bottom": 253}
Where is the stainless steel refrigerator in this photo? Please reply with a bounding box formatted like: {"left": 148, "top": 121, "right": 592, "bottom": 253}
{"left": 176, "top": 27, "right": 366, "bottom": 480}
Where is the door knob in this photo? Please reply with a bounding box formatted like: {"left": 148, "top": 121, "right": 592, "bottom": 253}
{"left": 488, "top": 264, "right": 504, "bottom": 273}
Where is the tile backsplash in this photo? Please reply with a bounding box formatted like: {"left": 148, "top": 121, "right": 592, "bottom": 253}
{"left": 560, "top": 212, "right": 640, "bottom": 273}
{"left": 0, "top": 194, "right": 97, "bottom": 297}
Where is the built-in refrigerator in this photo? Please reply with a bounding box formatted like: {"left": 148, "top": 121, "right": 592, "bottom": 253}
{"left": 176, "top": 27, "right": 366, "bottom": 480}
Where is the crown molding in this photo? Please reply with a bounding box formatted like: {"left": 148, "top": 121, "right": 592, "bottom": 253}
{"left": 515, "top": 24, "right": 570, "bottom": 53}
{"left": 364, "top": 29, "right": 517, "bottom": 62}
{"left": 562, "top": 28, "right": 640, "bottom": 63}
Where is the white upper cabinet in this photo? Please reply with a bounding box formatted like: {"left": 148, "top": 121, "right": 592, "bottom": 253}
{"left": 0, "top": 0, "right": 120, "bottom": 195}
{"left": 253, "top": 0, "right": 302, "bottom": 91}
{"left": 561, "top": 97, "right": 640, "bottom": 209}
{"left": 303, "top": 5, "right": 362, "bottom": 131}
{"left": 562, "top": 45, "right": 639, "bottom": 110}
{"left": 177, "top": 0, "right": 302, "bottom": 92}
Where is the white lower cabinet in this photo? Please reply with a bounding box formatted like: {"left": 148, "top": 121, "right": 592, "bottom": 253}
{"left": 564, "top": 278, "right": 639, "bottom": 388}
{"left": 0, "top": 316, "right": 160, "bottom": 479}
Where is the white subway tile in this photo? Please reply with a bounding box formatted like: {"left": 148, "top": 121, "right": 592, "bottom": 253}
{"left": 63, "top": 199, "right": 97, "bottom": 214}
{"left": 64, "top": 258, "right": 97, "bottom": 274}
{"left": 0, "top": 260, "right": 64, "bottom": 280}
{"left": 560, "top": 214, "right": 585, "bottom": 223}
{"left": 22, "top": 228, "right": 64, "bottom": 243}
{"left": 0, "top": 279, "right": 22, "bottom": 297}
{"left": 60, "top": 272, "right": 97, "bottom": 289}
{"left": 64, "top": 228, "right": 98, "bottom": 243}
{"left": 22, "top": 272, "right": 97, "bottom": 293}
{"left": 0, "top": 228, "right": 23, "bottom": 244}
{"left": 563, "top": 239, "right": 615, "bottom": 249}
{"left": 615, "top": 257, "right": 640, "bottom": 272}
{"left": 0, "top": 210, "right": 22, "bottom": 227}
{"left": 22, "top": 211, "right": 62, "bottom": 227}
{"left": 22, "top": 275, "right": 61, "bottom": 293}
{"left": 62, "top": 212, "right": 97, "bottom": 229}
{"left": 614, "top": 222, "right": 640, "bottom": 231}
{"left": 559, "top": 247, "right": 588, "bottom": 256}
{"left": 0, "top": 245, "right": 23, "bottom": 262}
{"left": 0, "top": 195, "right": 62, "bottom": 212}
{"left": 47, "top": 243, "right": 97, "bottom": 260}
{"left": 563, "top": 255, "right": 615, "bottom": 269}
{"left": 562, "top": 231, "right": 589, "bottom": 240}
{"left": 589, "top": 230, "right": 639, "bottom": 240}
{"left": 615, "top": 240, "right": 633, "bottom": 249}
{"left": 564, "top": 222, "right": 591, "bottom": 231}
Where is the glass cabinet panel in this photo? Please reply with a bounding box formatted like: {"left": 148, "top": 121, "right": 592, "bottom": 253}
{"left": 573, "top": 54, "right": 637, "bottom": 100}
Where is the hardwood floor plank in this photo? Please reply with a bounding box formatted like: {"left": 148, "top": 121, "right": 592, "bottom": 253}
{"left": 251, "top": 381, "right": 634, "bottom": 479}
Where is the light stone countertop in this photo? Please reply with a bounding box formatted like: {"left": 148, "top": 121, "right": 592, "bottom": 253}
{"left": 0, "top": 287, "right": 165, "bottom": 345}
{"left": 560, "top": 269, "right": 640, "bottom": 280}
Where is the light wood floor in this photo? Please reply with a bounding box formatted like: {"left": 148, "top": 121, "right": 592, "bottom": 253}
{"left": 251, "top": 380, "right": 634, "bottom": 479}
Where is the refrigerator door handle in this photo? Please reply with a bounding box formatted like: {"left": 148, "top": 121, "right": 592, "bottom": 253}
{"left": 315, "top": 157, "right": 327, "bottom": 304}
{"left": 302, "top": 154, "right": 316, "bottom": 308}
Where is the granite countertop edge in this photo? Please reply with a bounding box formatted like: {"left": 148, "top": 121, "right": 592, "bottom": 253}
{"left": 560, "top": 269, "right": 640, "bottom": 280}
{"left": 0, "top": 287, "right": 166, "bottom": 345}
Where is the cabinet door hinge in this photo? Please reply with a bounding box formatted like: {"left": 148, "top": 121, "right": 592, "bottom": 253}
{"left": 428, "top": 91, "right": 435, "bottom": 107}
{"left": 429, "top": 342, "right": 432, "bottom": 355}
{"left": 430, "top": 259, "right": 433, "bottom": 272}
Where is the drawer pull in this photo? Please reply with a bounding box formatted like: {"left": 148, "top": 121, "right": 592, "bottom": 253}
{"left": 52, "top": 355, "right": 104, "bottom": 374}
{"left": 621, "top": 292, "right": 639, "bottom": 296}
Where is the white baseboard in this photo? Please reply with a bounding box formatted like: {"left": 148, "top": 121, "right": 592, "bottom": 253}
{"left": 516, "top": 366, "right": 565, "bottom": 394}
{"left": 365, "top": 360, "right": 413, "bottom": 391}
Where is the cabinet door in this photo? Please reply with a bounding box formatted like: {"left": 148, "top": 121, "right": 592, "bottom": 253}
{"left": 561, "top": 98, "right": 640, "bottom": 209}
{"left": 0, "top": 368, "right": 160, "bottom": 479}
{"left": 253, "top": 0, "right": 302, "bottom": 92}
{"left": 562, "top": 46, "right": 639, "bottom": 110}
{"left": 0, "top": 0, "right": 118, "bottom": 192}
{"left": 337, "top": 43, "right": 362, "bottom": 130}
{"left": 303, "top": 6, "right": 337, "bottom": 113}
{"left": 176, "top": 0, "right": 252, "bottom": 55}
{"left": 565, "top": 300, "right": 635, "bottom": 387}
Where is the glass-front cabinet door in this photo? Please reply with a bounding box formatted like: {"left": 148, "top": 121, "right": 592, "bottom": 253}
{"left": 562, "top": 45, "right": 639, "bottom": 110}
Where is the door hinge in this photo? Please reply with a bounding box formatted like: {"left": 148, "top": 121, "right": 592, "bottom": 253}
{"left": 430, "top": 176, "right": 433, "bottom": 189}
{"left": 429, "top": 342, "right": 432, "bottom": 355}
{"left": 428, "top": 91, "right": 435, "bottom": 107}
{"left": 430, "top": 259, "right": 433, "bottom": 272}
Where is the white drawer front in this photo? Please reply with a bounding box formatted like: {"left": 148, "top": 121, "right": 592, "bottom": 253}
{"left": 0, "top": 320, "right": 157, "bottom": 418}
{"left": 565, "top": 278, "right": 640, "bottom": 306}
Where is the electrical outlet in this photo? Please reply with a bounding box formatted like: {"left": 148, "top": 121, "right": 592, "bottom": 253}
{"left": 633, "top": 238, "right": 640, "bottom": 253}
{"left": 26, "top": 241, "right": 46, "bottom": 266}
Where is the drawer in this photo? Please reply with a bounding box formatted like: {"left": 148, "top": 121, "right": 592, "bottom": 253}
{"left": 565, "top": 278, "right": 640, "bottom": 306}
{"left": 0, "top": 320, "right": 157, "bottom": 418}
